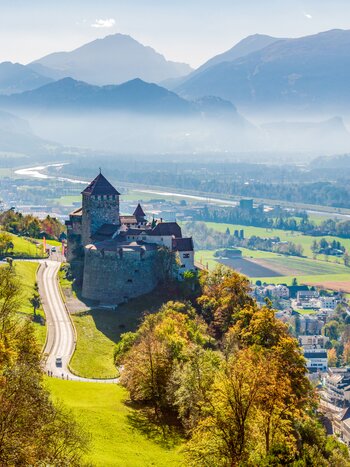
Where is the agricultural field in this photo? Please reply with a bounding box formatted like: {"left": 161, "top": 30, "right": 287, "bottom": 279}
{"left": 46, "top": 378, "right": 183, "bottom": 467}
{"left": 195, "top": 246, "right": 350, "bottom": 291}
{"left": 217, "top": 257, "right": 281, "bottom": 277}
{"left": 53, "top": 194, "right": 81, "bottom": 206}
{"left": 204, "top": 221, "right": 350, "bottom": 262}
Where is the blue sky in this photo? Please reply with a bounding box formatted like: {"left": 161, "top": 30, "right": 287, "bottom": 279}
{"left": 2, "top": 0, "right": 350, "bottom": 67}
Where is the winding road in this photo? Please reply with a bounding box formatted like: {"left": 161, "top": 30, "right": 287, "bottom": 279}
{"left": 39, "top": 260, "right": 117, "bottom": 383}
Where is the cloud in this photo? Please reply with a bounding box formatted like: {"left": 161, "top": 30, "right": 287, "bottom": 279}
{"left": 91, "top": 18, "right": 116, "bottom": 29}
{"left": 303, "top": 12, "right": 313, "bottom": 19}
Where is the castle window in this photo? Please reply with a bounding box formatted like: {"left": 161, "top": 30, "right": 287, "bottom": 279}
{"left": 127, "top": 279, "right": 133, "bottom": 283}
{"left": 183, "top": 253, "right": 190, "bottom": 258}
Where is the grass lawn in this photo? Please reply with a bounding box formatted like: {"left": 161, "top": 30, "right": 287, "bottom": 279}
{"left": 46, "top": 378, "right": 184, "bottom": 467}
{"left": 69, "top": 289, "right": 175, "bottom": 379}
{"left": 2, "top": 232, "right": 44, "bottom": 258}
{"left": 14, "top": 260, "right": 46, "bottom": 347}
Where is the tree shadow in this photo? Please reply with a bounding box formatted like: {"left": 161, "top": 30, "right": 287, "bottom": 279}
{"left": 85, "top": 287, "right": 179, "bottom": 344}
{"left": 125, "top": 401, "right": 184, "bottom": 449}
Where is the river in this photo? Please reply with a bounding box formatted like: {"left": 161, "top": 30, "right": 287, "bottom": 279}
{"left": 14, "top": 163, "right": 350, "bottom": 219}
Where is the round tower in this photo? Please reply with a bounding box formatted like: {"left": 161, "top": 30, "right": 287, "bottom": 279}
{"left": 81, "top": 172, "right": 120, "bottom": 246}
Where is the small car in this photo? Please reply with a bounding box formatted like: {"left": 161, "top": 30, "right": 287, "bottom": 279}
{"left": 55, "top": 357, "right": 62, "bottom": 367}
{"left": 51, "top": 247, "right": 57, "bottom": 253}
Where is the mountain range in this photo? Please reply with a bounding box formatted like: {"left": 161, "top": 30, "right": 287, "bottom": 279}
{"left": 3, "top": 29, "right": 350, "bottom": 117}
{"left": 0, "top": 77, "right": 244, "bottom": 121}
{"left": 176, "top": 29, "right": 350, "bottom": 115}
{"left": 29, "top": 34, "right": 192, "bottom": 86}
{"left": 0, "top": 62, "right": 52, "bottom": 95}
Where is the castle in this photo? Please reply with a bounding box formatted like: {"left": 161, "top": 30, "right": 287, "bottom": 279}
{"left": 65, "top": 172, "right": 195, "bottom": 304}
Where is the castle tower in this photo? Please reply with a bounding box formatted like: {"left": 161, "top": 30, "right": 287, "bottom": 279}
{"left": 81, "top": 172, "right": 120, "bottom": 246}
{"left": 133, "top": 203, "right": 147, "bottom": 226}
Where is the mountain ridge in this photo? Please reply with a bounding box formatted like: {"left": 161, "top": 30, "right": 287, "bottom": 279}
{"left": 31, "top": 33, "right": 193, "bottom": 85}
{"left": 0, "top": 62, "right": 53, "bottom": 95}
{"left": 176, "top": 29, "right": 350, "bottom": 115}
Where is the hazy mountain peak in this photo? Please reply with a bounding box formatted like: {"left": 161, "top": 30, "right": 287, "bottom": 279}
{"left": 177, "top": 28, "right": 350, "bottom": 116}
{"left": 196, "top": 33, "right": 280, "bottom": 73}
{"left": 0, "top": 61, "right": 52, "bottom": 95}
{"left": 31, "top": 33, "right": 193, "bottom": 85}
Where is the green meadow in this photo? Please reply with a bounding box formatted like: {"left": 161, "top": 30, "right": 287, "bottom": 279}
{"left": 204, "top": 221, "right": 350, "bottom": 261}
{"left": 14, "top": 260, "right": 46, "bottom": 346}
{"left": 67, "top": 287, "right": 175, "bottom": 379}
{"left": 46, "top": 378, "right": 184, "bottom": 467}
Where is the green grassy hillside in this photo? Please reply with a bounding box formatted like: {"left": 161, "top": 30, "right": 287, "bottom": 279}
{"left": 15, "top": 260, "right": 46, "bottom": 346}
{"left": 46, "top": 378, "right": 183, "bottom": 467}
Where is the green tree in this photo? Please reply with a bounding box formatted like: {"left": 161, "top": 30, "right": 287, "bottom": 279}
{"left": 0, "top": 232, "right": 14, "bottom": 256}
{"left": 120, "top": 301, "right": 210, "bottom": 411}
{"left": 29, "top": 292, "right": 41, "bottom": 316}
{"left": 172, "top": 347, "right": 222, "bottom": 432}
{"left": 323, "top": 320, "right": 341, "bottom": 340}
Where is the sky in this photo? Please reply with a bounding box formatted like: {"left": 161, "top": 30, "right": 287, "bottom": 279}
{"left": 2, "top": 0, "right": 350, "bottom": 68}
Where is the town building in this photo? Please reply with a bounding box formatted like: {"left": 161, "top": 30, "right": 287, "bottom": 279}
{"left": 303, "top": 349, "right": 328, "bottom": 373}
{"left": 66, "top": 172, "right": 196, "bottom": 304}
{"left": 324, "top": 368, "right": 350, "bottom": 407}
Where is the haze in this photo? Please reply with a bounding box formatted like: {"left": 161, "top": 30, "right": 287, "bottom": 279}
{"left": 2, "top": 0, "right": 350, "bottom": 67}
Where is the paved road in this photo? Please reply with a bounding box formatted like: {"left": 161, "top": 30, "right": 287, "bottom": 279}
{"left": 39, "top": 260, "right": 117, "bottom": 383}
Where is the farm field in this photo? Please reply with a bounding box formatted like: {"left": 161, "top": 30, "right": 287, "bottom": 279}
{"left": 53, "top": 195, "right": 81, "bottom": 206}
{"left": 195, "top": 248, "right": 350, "bottom": 291}
{"left": 204, "top": 221, "right": 350, "bottom": 262}
{"left": 46, "top": 378, "right": 183, "bottom": 467}
{"left": 217, "top": 257, "right": 281, "bottom": 277}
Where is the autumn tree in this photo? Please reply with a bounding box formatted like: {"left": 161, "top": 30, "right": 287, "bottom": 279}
{"left": 328, "top": 347, "right": 338, "bottom": 367}
{"left": 0, "top": 265, "right": 89, "bottom": 465}
{"left": 343, "top": 341, "right": 350, "bottom": 365}
{"left": 120, "top": 301, "right": 210, "bottom": 411}
{"left": 198, "top": 265, "right": 254, "bottom": 338}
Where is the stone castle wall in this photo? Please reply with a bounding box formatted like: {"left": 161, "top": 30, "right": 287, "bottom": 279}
{"left": 81, "top": 194, "right": 120, "bottom": 245}
{"left": 82, "top": 247, "right": 159, "bottom": 304}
